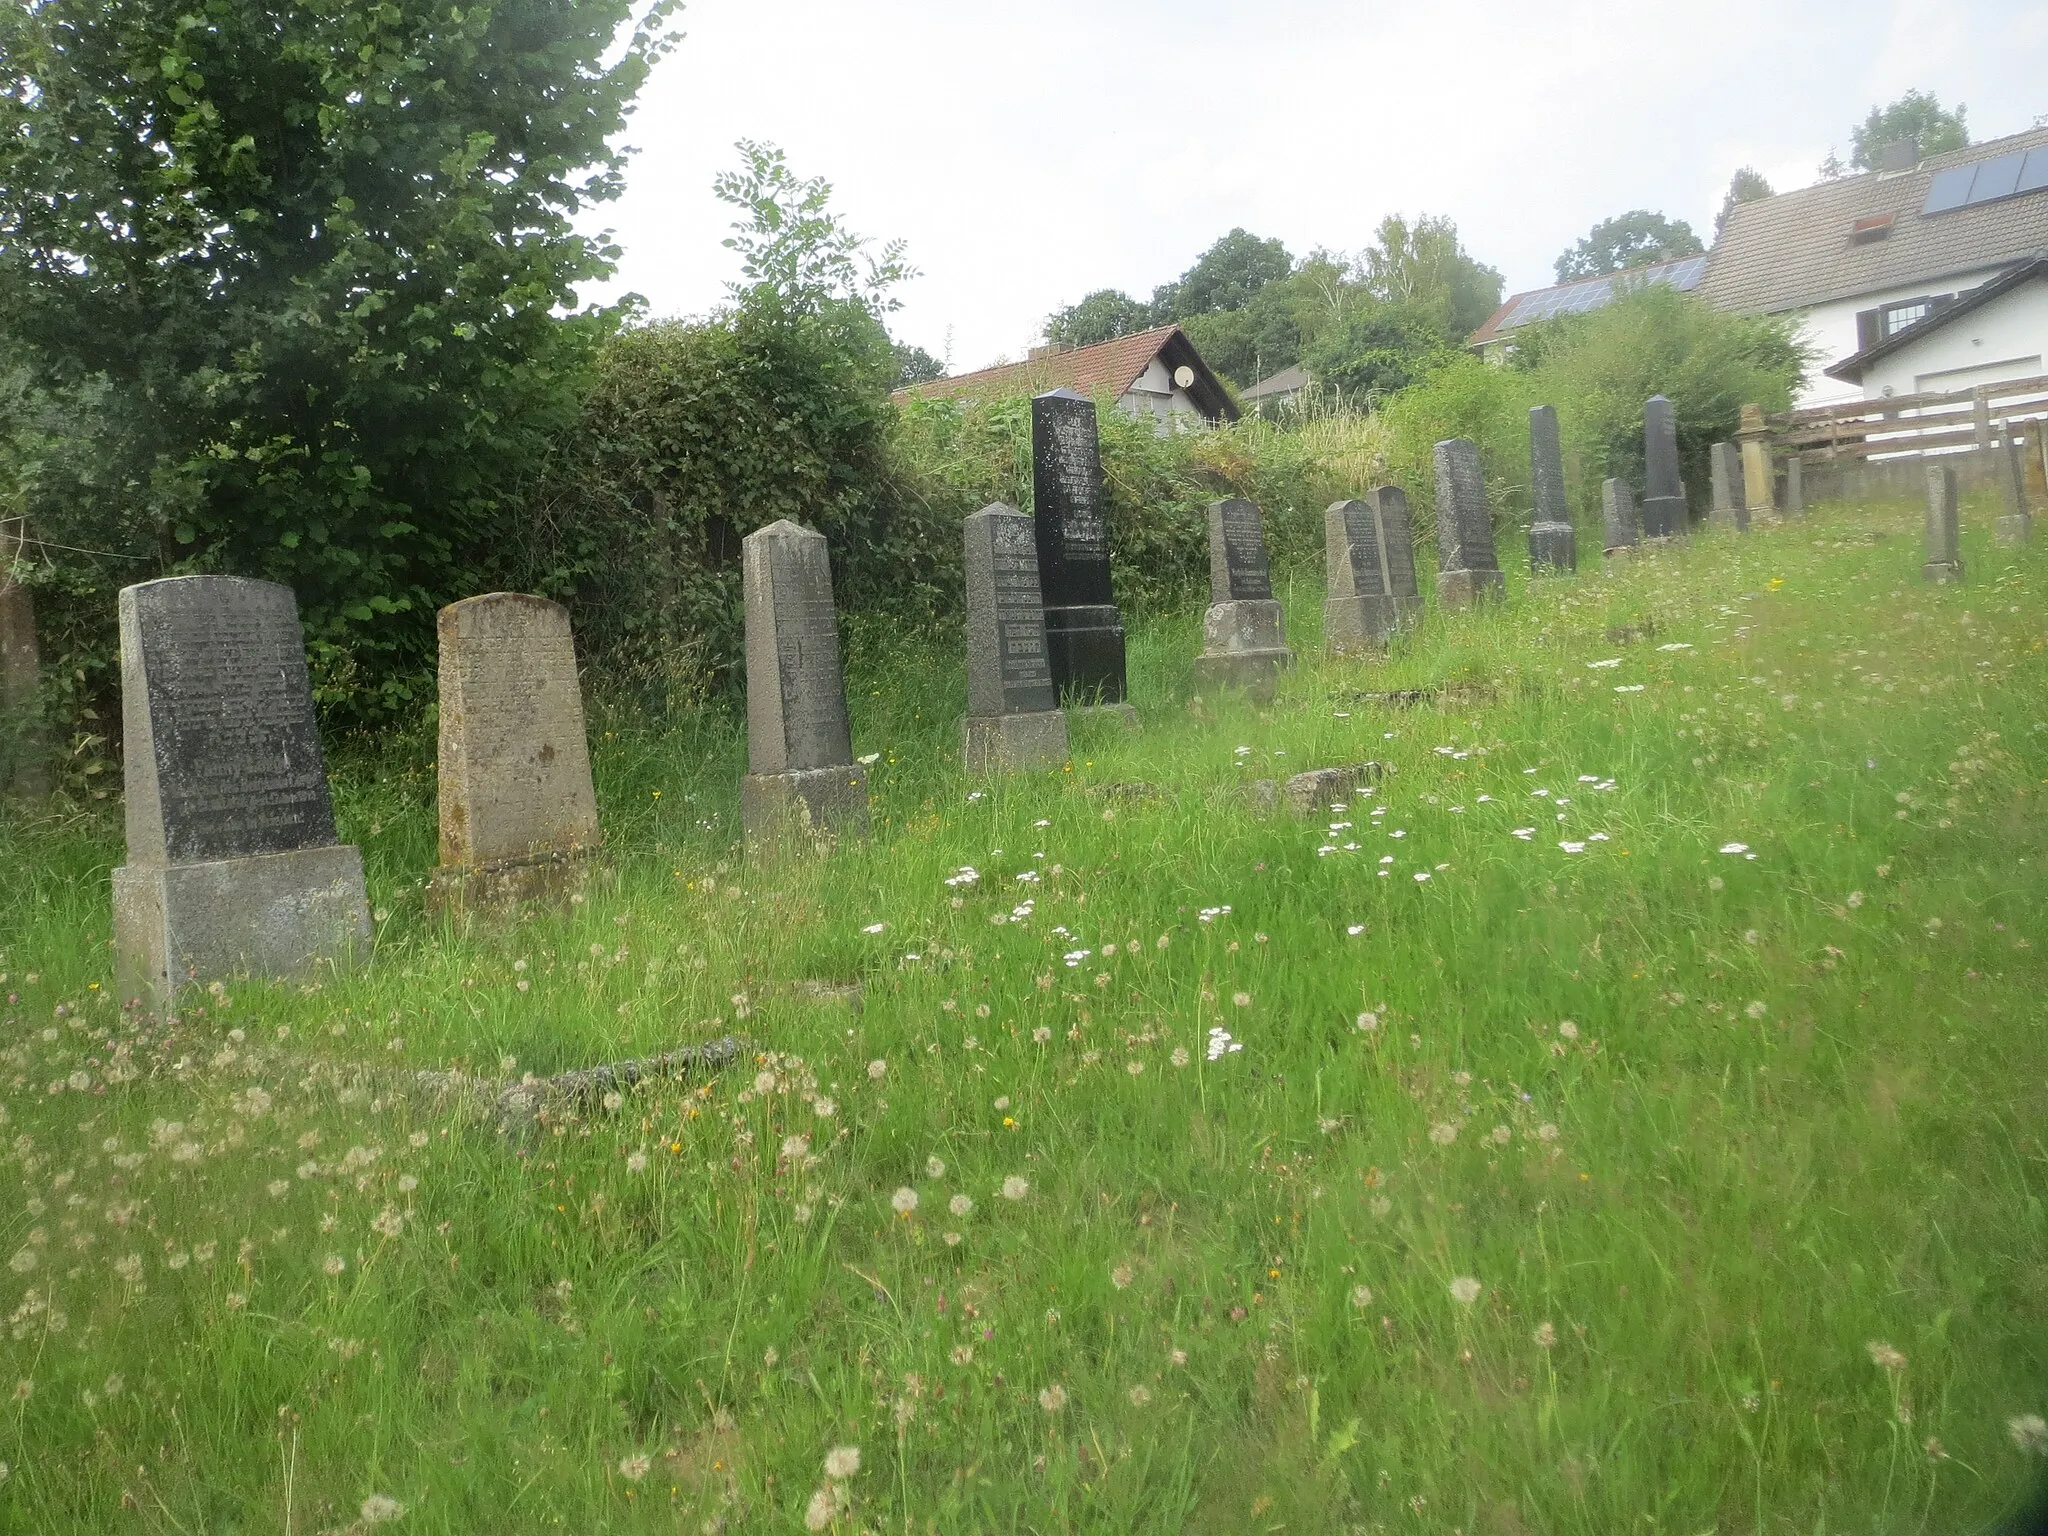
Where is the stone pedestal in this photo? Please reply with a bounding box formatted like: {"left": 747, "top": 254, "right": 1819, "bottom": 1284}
{"left": 1737, "top": 404, "right": 1776, "bottom": 523}
{"left": 1436, "top": 568, "right": 1505, "bottom": 610}
{"left": 1068, "top": 701, "right": 1140, "bottom": 731}
{"left": 1324, "top": 491, "right": 1422, "bottom": 652}
{"left": 1042, "top": 604, "right": 1128, "bottom": 705}
{"left": 741, "top": 765, "right": 870, "bottom": 849}
{"left": 963, "top": 710, "right": 1068, "bottom": 771}
{"left": 115, "top": 845, "right": 371, "bottom": 1004}
{"left": 1193, "top": 599, "right": 1292, "bottom": 700}
{"left": 1528, "top": 521, "right": 1577, "bottom": 573}
{"left": 429, "top": 593, "right": 602, "bottom": 916}
{"left": 113, "top": 575, "right": 369, "bottom": 1006}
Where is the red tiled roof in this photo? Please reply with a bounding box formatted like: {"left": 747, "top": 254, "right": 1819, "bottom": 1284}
{"left": 897, "top": 325, "right": 1225, "bottom": 412}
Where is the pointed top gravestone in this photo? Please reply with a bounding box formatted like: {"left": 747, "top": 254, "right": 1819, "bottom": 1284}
{"left": 1193, "top": 499, "right": 1291, "bottom": 700}
{"left": 1642, "top": 396, "right": 1687, "bottom": 540}
{"left": 111, "top": 575, "right": 370, "bottom": 1005}
{"left": 962, "top": 503, "right": 1068, "bottom": 771}
{"left": 429, "top": 593, "right": 602, "bottom": 913}
{"left": 740, "top": 520, "right": 869, "bottom": 850}
{"left": 1527, "top": 405, "right": 1578, "bottom": 574}
{"left": 1324, "top": 489, "right": 1422, "bottom": 651}
{"left": 1708, "top": 442, "right": 1749, "bottom": 531}
{"left": 1031, "top": 390, "right": 1130, "bottom": 710}
{"left": 1432, "top": 439, "right": 1505, "bottom": 610}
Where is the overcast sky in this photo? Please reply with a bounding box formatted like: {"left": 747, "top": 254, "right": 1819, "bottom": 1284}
{"left": 583, "top": 0, "right": 2047, "bottom": 373}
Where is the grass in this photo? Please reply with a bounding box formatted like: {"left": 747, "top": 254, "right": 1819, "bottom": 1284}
{"left": 2, "top": 493, "right": 2047, "bottom": 1534}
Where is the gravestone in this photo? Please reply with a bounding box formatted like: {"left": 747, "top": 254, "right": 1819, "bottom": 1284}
{"left": 1922, "top": 465, "right": 1963, "bottom": 583}
{"left": 1323, "top": 489, "right": 1422, "bottom": 652}
{"left": 1526, "top": 405, "right": 1578, "bottom": 573}
{"left": 429, "top": 594, "right": 602, "bottom": 914}
{"left": 1432, "top": 438, "right": 1505, "bottom": 609}
{"left": 1642, "top": 396, "right": 1688, "bottom": 540}
{"left": 111, "top": 576, "right": 370, "bottom": 1006}
{"left": 962, "top": 503, "right": 1069, "bottom": 771}
{"left": 740, "top": 520, "right": 869, "bottom": 850}
{"left": 1031, "top": 390, "right": 1132, "bottom": 715}
{"left": 1708, "top": 442, "right": 1749, "bottom": 531}
{"left": 1784, "top": 454, "right": 1805, "bottom": 517}
{"left": 1601, "top": 480, "right": 1640, "bottom": 562}
{"left": 1737, "top": 404, "right": 1776, "bottom": 521}
{"left": 1997, "top": 432, "right": 2034, "bottom": 545}
{"left": 1192, "top": 498, "right": 1292, "bottom": 701}
{"left": 0, "top": 520, "right": 48, "bottom": 798}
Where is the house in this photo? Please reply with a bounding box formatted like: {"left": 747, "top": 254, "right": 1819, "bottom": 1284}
{"left": 1822, "top": 256, "right": 2048, "bottom": 399}
{"left": 1700, "top": 126, "right": 2048, "bottom": 407}
{"left": 1238, "top": 364, "right": 1314, "bottom": 414}
{"left": 897, "top": 325, "right": 1239, "bottom": 431}
{"left": 1465, "top": 256, "right": 1710, "bottom": 362}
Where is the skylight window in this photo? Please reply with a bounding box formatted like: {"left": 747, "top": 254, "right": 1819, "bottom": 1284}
{"left": 1923, "top": 146, "right": 2048, "bottom": 216}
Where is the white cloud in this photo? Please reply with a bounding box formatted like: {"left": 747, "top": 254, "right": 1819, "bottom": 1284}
{"left": 584, "top": 0, "right": 2043, "bottom": 370}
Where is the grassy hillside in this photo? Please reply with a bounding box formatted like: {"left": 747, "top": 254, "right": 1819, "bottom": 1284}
{"left": 2, "top": 492, "right": 2045, "bottom": 1533}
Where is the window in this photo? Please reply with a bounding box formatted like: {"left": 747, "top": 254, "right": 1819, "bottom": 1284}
{"left": 1857, "top": 293, "right": 1959, "bottom": 350}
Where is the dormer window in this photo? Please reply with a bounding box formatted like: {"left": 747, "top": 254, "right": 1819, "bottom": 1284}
{"left": 1850, "top": 213, "right": 1896, "bottom": 244}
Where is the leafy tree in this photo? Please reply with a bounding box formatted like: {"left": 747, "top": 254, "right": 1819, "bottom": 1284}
{"left": 1179, "top": 254, "right": 1353, "bottom": 385}
{"left": 1555, "top": 211, "right": 1704, "bottom": 282}
{"left": 715, "top": 139, "right": 916, "bottom": 315}
{"left": 1818, "top": 147, "right": 1847, "bottom": 182}
{"left": 1851, "top": 90, "right": 1968, "bottom": 170}
{"left": 0, "top": 0, "right": 681, "bottom": 721}
{"left": 1715, "top": 167, "right": 1775, "bottom": 237}
{"left": 1153, "top": 229, "right": 1293, "bottom": 318}
{"left": 1302, "top": 304, "right": 1454, "bottom": 401}
{"left": 1359, "top": 215, "right": 1503, "bottom": 344}
{"left": 1045, "top": 290, "right": 1155, "bottom": 349}
{"left": 893, "top": 343, "right": 946, "bottom": 386}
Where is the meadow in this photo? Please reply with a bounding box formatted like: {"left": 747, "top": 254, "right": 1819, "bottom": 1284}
{"left": 2, "top": 492, "right": 2046, "bottom": 1534}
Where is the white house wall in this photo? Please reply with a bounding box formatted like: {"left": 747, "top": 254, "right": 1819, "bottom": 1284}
{"left": 1117, "top": 356, "right": 1205, "bottom": 434}
{"left": 1787, "top": 265, "right": 2010, "bottom": 408}
{"left": 1851, "top": 279, "right": 2048, "bottom": 401}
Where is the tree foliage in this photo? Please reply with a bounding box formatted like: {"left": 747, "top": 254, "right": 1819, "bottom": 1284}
{"left": 0, "top": 0, "right": 681, "bottom": 722}
{"left": 715, "top": 139, "right": 916, "bottom": 314}
{"left": 1358, "top": 214, "right": 1503, "bottom": 345}
{"left": 1554, "top": 211, "right": 1704, "bottom": 283}
{"left": 1715, "top": 167, "right": 1774, "bottom": 236}
{"left": 1152, "top": 228, "right": 1293, "bottom": 319}
{"left": 1851, "top": 90, "right": 1968, "bottom": 171}
{"left": 1045, "top": 289, "right": 1156, "bottom": 349}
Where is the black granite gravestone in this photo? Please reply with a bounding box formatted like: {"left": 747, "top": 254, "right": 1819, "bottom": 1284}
{"left": 1433, "top": 439, "right": 1505, "bottom": 609}
{"left": 1642, "top": 396, "right": 1687, "bottom": 539}
{"left": 1031, "top": 390, "right": 1128, "bottom": 704}
{"left": 1527, "top": 405, "right": 1578, "bottom": 573}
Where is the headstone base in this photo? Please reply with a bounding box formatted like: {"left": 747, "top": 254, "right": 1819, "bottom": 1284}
{"left": 1436, "top": 569, "right": 1506, "bottom": 610}
{"left": 1044, "top": 604, "right": 1128, "bottom": 705}
{"left": 1921, "top": 561, "right": 1964, "bottom": 585}
{"left": 1324, "top": 595, "right": 1423, "bottom": 653}
{"left": 1997, "top": 514, "right": 2033, "bottom": 545}
{"left": 1192, "top": 648, "right": 1292, "bottom": 702}
{"left": 1640, "top": 496, "right": 1688, "bottom": 539}
{"left": 1707, "top": 505, "right": 1751, "bottom": 532}
{"left": 428, "top": 844, "right": 603, "bottom": 918}
{"left": 1283, "top": 764, "right": 1383, "bottom": 816}
{"left": 1528, "top": 523, "right": 1578, "bottom": 573}
{"left": 1068, "top": 701, "right": 1140, "bottom": 731}
{"left": 963, "top": 710, "right": 1069, "bottom": 772}
{"left": 1602, "top": 546, "right": 1634, "bottom": 568}
{"left": 113, "top": 844, "right": 371, "bottom": 1007}
{"left": 741, "top": 764, "right": 870, "bottom": 853}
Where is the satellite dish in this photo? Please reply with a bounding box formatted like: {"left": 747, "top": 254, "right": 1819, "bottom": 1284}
{"left": 1173, "top": 364, "right": 1196, "bottom": 390}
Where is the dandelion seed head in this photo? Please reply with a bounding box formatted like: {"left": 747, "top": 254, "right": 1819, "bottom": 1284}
{"left": 1001, "top": 1176, "right": 1029, "bottom": 1201}
{"left": 1449, "top": 1276, "right": 1482, "bottom": 1306}
{"left": 891, "top": 1187, "right": 918, "bottom": 1215}
{"left": 359, "top": 1494, "right": 405, "bottom": 1524}
{"left": 824, "top": 1445, "right": 861, "bottom": 1479}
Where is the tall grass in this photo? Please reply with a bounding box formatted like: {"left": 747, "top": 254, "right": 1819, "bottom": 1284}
{"left": 0, "top": 491, "right": 2044, "bottom": 1532}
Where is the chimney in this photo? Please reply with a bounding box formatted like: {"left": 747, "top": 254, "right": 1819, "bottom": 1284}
{"left": 1877, "top": 138, "right": 1919, "bottom": 174}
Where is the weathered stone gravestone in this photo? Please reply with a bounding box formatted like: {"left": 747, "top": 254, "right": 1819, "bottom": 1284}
{"left": 1784, "top": 454, "right": 1805, "bottom": 517}
{"left": 740, "top": 520, "right": 869, "bottom": 851}
{"left": 1708, "top": 442, "right": 1749, "bottom": 531}
{"left": 1032, "top": 390, "right": 1131, "bottom": 714}
{"left": 0, "top": 519, "right": 48, "bottom": 798}
{"left": 1323, "top": 489, "right": 1422, "bottom": 652}
{"left": 429, "top": 594, "right": 602, "bottom": 914}
{"left": 1922, "top": 464, "right": 1963, "bottom": 584}
{"left": 1601, "top": 480, "right": 1640, "bottom": 562}
{"left": 1737, "top": 404, "right": 1776, "bottom": 522}
{"left": 1997, "top": 432, "right": 2034, "bottom": 545}
{"left": 1433, "top": 438, "right": 1505, "bottom": 609}
{"left": 1527, "top": 405, "right": 1578, "bottom": 573}
{"left": 1193, "top": 498, "right": 1292, "bottom": 701}
{"left": 962, "top": 503, "right": 1069, "bottom": 771}
{"left": 1641, "top": 396, "right": 1688, "bottom": 540}
{"left": 111, "top": 576, "right": 371, "bottom": 1006}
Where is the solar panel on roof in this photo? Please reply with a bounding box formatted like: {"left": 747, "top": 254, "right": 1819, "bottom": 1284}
{"left": 1497, "top": 257, "right": 1711, "bottom": 334}
{"left": 1972, "top": 150, "right": 2027, "bottom": 203}
{"left": 2019, "top": 146, "right": 2048, "bottom": 195}
{"left": 1923, "top": 165, "right": 1974, "bottom": 214}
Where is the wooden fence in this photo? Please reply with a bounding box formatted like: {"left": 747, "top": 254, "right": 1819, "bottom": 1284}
{"left": 1766, "top": 373, "right": 2048, "bottom": 464}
